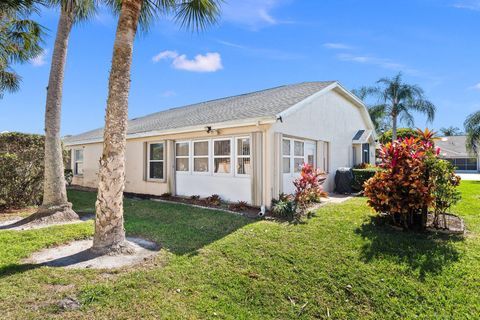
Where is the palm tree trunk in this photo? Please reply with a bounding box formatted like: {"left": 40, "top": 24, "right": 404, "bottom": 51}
{"left": 30, "top": 9, "right": 78, "bottom": 223}
{"left": 391, "top": 113, "right": 398, "bottom": 142}
{"left": 92, "top": 0, "right": 142, "bottom": 255}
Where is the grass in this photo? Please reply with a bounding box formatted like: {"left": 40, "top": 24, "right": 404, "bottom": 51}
{"left": 0, "top": 182, "right": 479, "bottom": 319}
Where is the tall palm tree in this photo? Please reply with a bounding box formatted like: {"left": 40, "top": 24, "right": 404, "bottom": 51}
{"left": 92, "top": 0, "right": 222, "bottom": 254}
{"left": 465, "top": 111, "right": 480, "bottom": 154}
{"left": 22, "top": 0, "right": 96, "bottom": 225}
{"left": 352, "top": 86, "right": 387, "bottom": 132}
{"left": 370, "top": 73, "right": 436, "bottom": 142}
{"left": 0, "top": 0, "right": 44, "bottom": 98}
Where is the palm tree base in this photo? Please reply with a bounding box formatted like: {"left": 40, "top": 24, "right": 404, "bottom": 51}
{"left": 26, "top": 202, "right": 79, "bottom": 224}
{"left": 90, "top": 240, "right": 136, "bottom": 256}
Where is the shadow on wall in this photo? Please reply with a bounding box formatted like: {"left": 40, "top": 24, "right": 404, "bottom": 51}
{"left": 355, "top": 215, "right": 463, "bottom": 280}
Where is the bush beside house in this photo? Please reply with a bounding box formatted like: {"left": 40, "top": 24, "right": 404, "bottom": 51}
{"left": 0, "top": 133, "right": 45, "bottom": 210}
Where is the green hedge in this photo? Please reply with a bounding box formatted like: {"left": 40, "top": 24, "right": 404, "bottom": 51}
{"left": 0, "top": 132, "right": 45, "bottom": 210}
{"left": 352, "top": 168, "right": 380, "bottom": 191}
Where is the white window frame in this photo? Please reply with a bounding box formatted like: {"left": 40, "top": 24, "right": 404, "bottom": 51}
{"left": 282, "top": 138, "right": 292, "bottom": 174}
{"left": 192, "top": 140, "right": 210, "bottom": 175}
{"left": 293, "top": 139, "right": 305, "bottom": 173}
{"left": 175, "top": 141, "right": 191, "bottom": 174}
{"left": 212, "top": 138, "right": 233, "bottom": 176}
{"left": 147, "top": 141, "right": 166, "bottom": 181}
{"left": 73, "top": 148, "right": 84, "bottom": 176}
{"left": 235, "top": 136, "right": 251, "bottom": 177}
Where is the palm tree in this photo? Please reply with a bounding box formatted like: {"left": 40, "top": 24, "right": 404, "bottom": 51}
{"left": 92, "top": 0, "right": 222, "bottom": 255}
{"left": 369, "top": 73, "right": 436, "bottom": 142}
{"left": 19, "top": 0, "right": 96, "bottom": 225}
{"left": 352, "top": 86, "right": 387, "bottom": 132}
{"left": 465, "top": 111, "right": 480, "bottom": 154}
{"left": 0, "top": 0, "right": 44, "bottom": 98}
{"left": 439, "top": 126, "right": 462, "bottom": 137}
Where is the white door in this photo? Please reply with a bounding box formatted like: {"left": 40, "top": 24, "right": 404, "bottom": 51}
{"left": 282, "top": 139, "right": 316, "bottom": 195}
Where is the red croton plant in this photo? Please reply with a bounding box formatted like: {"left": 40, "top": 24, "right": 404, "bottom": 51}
{"left": 364, "top": 129, "right": 440, "bottom": 230}
{"left": 293, "top": 163, "right": 328, "bottom": 210}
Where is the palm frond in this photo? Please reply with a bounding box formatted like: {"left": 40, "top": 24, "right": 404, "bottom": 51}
{"left": 464, "top": 111, "right": 480, "bottom": 154}
{"left": 175, "top": 0, "right": 222, "bottom": 32}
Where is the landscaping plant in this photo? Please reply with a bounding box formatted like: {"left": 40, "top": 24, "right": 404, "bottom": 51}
{"left": 364, "top": 129, "right": 438, "bottom": 230}
{"left": 271, "top": 193, "right": 297, "bottom": 220}
{"left": 428, "top": 159, "right": 461, "bottom": 228}
{"left": 291, "top": 163, "right": 328, "bottom": 221}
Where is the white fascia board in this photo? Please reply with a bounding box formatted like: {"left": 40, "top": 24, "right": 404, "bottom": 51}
{"left": 64, "top": 117, "right": 277, "bottom": 147}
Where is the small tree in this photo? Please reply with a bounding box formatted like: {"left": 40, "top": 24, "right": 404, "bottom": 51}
{"left": 428, "top": 159, "right": 461, "bottom": 228}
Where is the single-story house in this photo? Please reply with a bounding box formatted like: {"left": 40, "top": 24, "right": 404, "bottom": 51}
{"left": 436, "top": 135, "right": 479, "bottom": 172}
{"left": 64, "top": 81, "right": 376, "bottom": 208}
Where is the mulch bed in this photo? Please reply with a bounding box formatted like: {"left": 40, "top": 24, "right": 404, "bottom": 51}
{"left": 426, "top": 213, "right": 465, "bottom": 235}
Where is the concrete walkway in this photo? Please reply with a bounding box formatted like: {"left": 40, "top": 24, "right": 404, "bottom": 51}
{"left": 458, "top": 173, "right": 480, "bottom": 181}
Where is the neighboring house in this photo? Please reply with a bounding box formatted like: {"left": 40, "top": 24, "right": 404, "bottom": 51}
{"left": 65, "top": 81, "right": 376, "bottom": 207}
{"left": 436, "top": 135, "right": 479, "bottom": 172}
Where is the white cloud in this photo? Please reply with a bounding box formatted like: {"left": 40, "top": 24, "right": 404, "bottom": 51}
{"left": 221, "top": 0, "right": 292, "bottom": 29}
{"left": 30, "top": 50, "right": 47, "bottom": 67}
{"left": 152, "top": 50, "right": 223, "bottom": 72}
{"left": 469, "top": 83, "right": 480, "bottom": 90}
{"left": 453, "top": 0, "right": 480, "bottom": 11}
{"left": 217, "top": 39, "right": 304, "bottom": 60}
{"left": 337, "top": 53, "right": 420, "bottom": 75}
{"left": 323, "top": 43, "right": 353, "bottom": 50}
{"left": 161, "top": 90, "right": 176, "bottom": 97}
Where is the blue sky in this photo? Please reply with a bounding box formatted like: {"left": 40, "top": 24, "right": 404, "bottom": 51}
{"left": 1, "top": 0, "right": 479, "bottom": 135}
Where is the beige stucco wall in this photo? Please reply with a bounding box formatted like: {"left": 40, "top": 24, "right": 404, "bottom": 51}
{"left": 70, "top": 124, "right": 268, "bottom": 197}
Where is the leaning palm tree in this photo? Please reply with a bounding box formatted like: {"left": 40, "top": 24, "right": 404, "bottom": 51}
{"left": 369, "top": 73, "right": 436, "bottom": 141}
{"left": 465, "top": 111, "right": 480, "bottom": 154}
{"left": 21, "top": 0, "right": 96, "bottom": 225}
{"left": 0, "top": 0, "right": 44, "bottom": 98}
{"left": 92, "top": 0, "right": 222, "bottom": 254}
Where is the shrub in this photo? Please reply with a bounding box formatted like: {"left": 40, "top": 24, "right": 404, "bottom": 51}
{"left": 379, "top": 128, "right": 421, "bottom": 144}
{"left": 190, "top": 195, "right": 200, "bottom": 200}
{"left": 64, "top": 169, "right": 73, "bottom": 186}
{"left": 229, "top": 201, "right": 249, "bottom": 212}
{"left": 352, "top": 168, "right": 380, "bottom": 191}
{"left": 205, "top": 194, "right": 221, "bottom": 206}
{"left": 271, "top": 193, "right": 296, "bottom": 220}
{"left": 364, "top": 129, "right": 437, "bottom": 230}
{"left": 0, "top": 132, "right": 45, "bottom": 210}
{"left": 293, "top": 163, "right": 328, "bottom": 217}
{"left": 428, "top": 159, "right": 461, "bottom": 228}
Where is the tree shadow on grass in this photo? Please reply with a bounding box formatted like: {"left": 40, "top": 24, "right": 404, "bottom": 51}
{"left": 355, "top": 215, "right": 464, "bottom": 280}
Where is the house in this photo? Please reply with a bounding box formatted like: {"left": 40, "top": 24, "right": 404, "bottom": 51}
{"left": 64, "top": 81, "right": 376, "bottom": 208}
{"left": 436, "top": 135, "right": 479, "bottom": 172}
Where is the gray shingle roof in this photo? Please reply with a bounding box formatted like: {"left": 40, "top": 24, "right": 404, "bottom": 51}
{"left": 436, "top": 136, "right": 476, "bottom": 158}
{"left": 64, "top": 81, "right": 335, "bottom": 145}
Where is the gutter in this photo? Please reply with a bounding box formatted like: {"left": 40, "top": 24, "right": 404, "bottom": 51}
{"left": 64, "top": 116, "right": 278, "bottom": 147}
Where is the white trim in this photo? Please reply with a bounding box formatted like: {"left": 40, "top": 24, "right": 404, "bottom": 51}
{"left": 147, "top": 141, "right": 166, "bottom": 182}
{"left": 73, "top": 148, "right": 84, "bottom": 176}
{"left": 212, "top": 138, "right": 233, "bottom": 176}
{"left": 235, "top": 136, "right": 251, "bottom": 177}
{"left": 175, "top": 141, "right": 191, "bottom": 174}
{"left": 192, "top": 140, "right": 210, "bottom": 175}
{"left": 65, "top": 117, "right": 277, "bottom": 146}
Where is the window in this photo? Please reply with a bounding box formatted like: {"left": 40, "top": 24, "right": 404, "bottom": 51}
{"left": 293, "top": 140, "right": 304, "bottom": 172}
{"left": 282, "top": 139, "right": 291, "bottom": 173}
{"left": 193, "top": 141, "right": 209, "bottom": 173}
{"left": 176, "top": 142, "right": 190, "bottom": 172}
{"left": 445, "top": 158, "right": 478, "bottom": 171}
{"left": 236, "top": 137, "right": 251, "bottom": 175}
{"left": 148, "top": 142, "right": 164, "bottom": 180}
{"left": 213, "top": 139, "right": 231, "bottom": 174}
{"left": 74, "top": 149, "right": 84, "bottom": 175}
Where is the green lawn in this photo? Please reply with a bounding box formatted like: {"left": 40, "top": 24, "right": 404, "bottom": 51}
{"left": 0, "top": 182, "right": 479, "bottom": 319}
